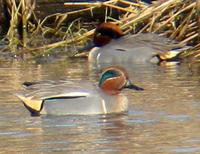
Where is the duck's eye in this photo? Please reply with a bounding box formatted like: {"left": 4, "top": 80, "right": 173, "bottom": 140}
{"left": 99, "top": 70, "right": 120, "bottom": 86}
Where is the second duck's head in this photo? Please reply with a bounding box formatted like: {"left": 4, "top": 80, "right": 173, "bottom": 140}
{"left": 76, "top": 22, "right": 124, "bottom": 57}
{"left": 93, "top": 22, "right": 124, "bottom": 47}
{"left": 99, "top": 66, "right": 144, "bottom": 95}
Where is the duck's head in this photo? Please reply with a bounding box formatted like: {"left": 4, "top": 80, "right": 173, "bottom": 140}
{"left": 93, "top": 22, "right": 124, "bottom": 47}
{"left": 76, "top": 23, "right": 124, "bottom": 58}
{"left": 99, "top": 66, "right": 144, "bottom": 95}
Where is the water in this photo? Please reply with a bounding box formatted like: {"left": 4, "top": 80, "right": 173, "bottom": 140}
{"left": 0, "top": 58, "right": 200, "bottom": 154}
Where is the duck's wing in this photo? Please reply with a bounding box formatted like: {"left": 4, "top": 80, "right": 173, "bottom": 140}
{"left": 16, "top": 90, "right": 90, "bottom": 113}
{"left": 17, "top": 80, "right": 95, "bottom": 101}
{"left": 16, "top": 80, "right": 95, "bottom": 113}
{"left": 107, "top": 33, "right": 185, "bottom": 52}
{"left": 22, "top": 80, "right": 73, "bottom": 89}
{"left": 131, "top": 33, "right": 183, "bottom": 51}
{"left": 99, "top": 33, "right": 188, "bottom": 62}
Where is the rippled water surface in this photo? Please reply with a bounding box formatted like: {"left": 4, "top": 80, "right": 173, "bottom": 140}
{"left": 0, "top": 59, "right": 200, "bottom": 154}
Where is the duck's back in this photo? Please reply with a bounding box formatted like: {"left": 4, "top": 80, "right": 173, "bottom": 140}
{"left": 92, "top": 33, "right": 182, "bottom": 63}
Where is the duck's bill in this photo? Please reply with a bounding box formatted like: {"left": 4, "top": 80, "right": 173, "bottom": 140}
{"left": 125, "top": 80, "right": 144, "bottom": 91}
{"left": 78, "top": 42, "right": 96, "bottom": 53}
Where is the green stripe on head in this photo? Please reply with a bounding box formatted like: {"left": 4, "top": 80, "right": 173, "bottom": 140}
{"left": 99, "top": 70, "right": 119, "bottom": 87}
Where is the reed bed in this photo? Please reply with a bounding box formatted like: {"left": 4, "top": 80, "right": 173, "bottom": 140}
{"left": 1, "top": 0, "right": 200, "bottom": 61}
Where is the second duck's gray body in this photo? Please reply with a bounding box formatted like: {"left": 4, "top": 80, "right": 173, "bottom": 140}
{"left": 89, "top": 33, "right": 183, "bottom": 63}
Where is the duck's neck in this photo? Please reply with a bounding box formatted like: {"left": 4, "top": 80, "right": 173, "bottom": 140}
{"left": 93, "top": 35, "right": 112, "bottom": 47}
{"left": 101, "top": 88, "right": 121, "bottom": 96}
{"left": 88, "top": 47, "right": 100, "bottom": 63}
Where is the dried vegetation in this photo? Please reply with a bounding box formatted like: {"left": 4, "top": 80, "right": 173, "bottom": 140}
{"left": 0, "top": 0, "right": 200, "bottom": 62}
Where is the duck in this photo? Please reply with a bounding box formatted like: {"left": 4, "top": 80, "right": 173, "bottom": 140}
{"left": 16, "top": 66, "right": 144, "bottom": 116}
{"left": 80, "top": 22, "right": 186, "bottom": 65}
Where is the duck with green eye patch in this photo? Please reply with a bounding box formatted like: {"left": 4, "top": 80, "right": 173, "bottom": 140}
{"left": 16, "top": 66, "right": 144, "bottom": 116}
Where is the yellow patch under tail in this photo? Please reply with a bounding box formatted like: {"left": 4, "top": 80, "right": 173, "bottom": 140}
{"left": 16, "top": 94, "right": 43, "bottom": 112}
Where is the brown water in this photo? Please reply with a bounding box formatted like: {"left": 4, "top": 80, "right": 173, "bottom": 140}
{"left": 0, "top": 58, "right": 200, "bottom": 154}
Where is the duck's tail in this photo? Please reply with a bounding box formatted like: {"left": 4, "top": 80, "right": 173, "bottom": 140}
{"left": 16, "top": 94, "right": 43, "bottom": 115}
{"left": 153, "top": 46, "right": 192, "bottom": 65}
{"left": 154, "top": 50, "right": 180, "bottom": 62}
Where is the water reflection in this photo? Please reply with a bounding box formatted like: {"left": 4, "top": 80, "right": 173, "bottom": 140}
{"left": 0, "top": 59, "right": 200, "bottom": 153}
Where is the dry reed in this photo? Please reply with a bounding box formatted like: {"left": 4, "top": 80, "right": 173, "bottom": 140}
{"left": 1, "top": 0, "right": 200, "bottom": 61}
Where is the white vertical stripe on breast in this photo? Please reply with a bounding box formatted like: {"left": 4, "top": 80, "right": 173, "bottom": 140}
{"left": 101, "top": 100, "right": 107, "bottom": 114}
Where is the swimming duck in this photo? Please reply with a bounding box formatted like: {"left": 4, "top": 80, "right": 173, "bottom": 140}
{"left": 85, "top": 22, "right": 185, "bottom": 64}
{"left": 16, "top": 66, "right": 144, "bottom": 116}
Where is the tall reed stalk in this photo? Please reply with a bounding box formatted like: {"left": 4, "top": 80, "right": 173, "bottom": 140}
{"left": 21, "top": 0, "right": 28, "bottom": 47}
{"left": 6, "top": 0, "right": 34, "bottom": 50}
{"left": 6, "top": 0, "right": 20, "bottom": 52}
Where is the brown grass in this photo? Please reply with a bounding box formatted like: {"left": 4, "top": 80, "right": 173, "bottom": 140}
{"left": 1, "top": 0, "right": 200, "bottom": 61}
